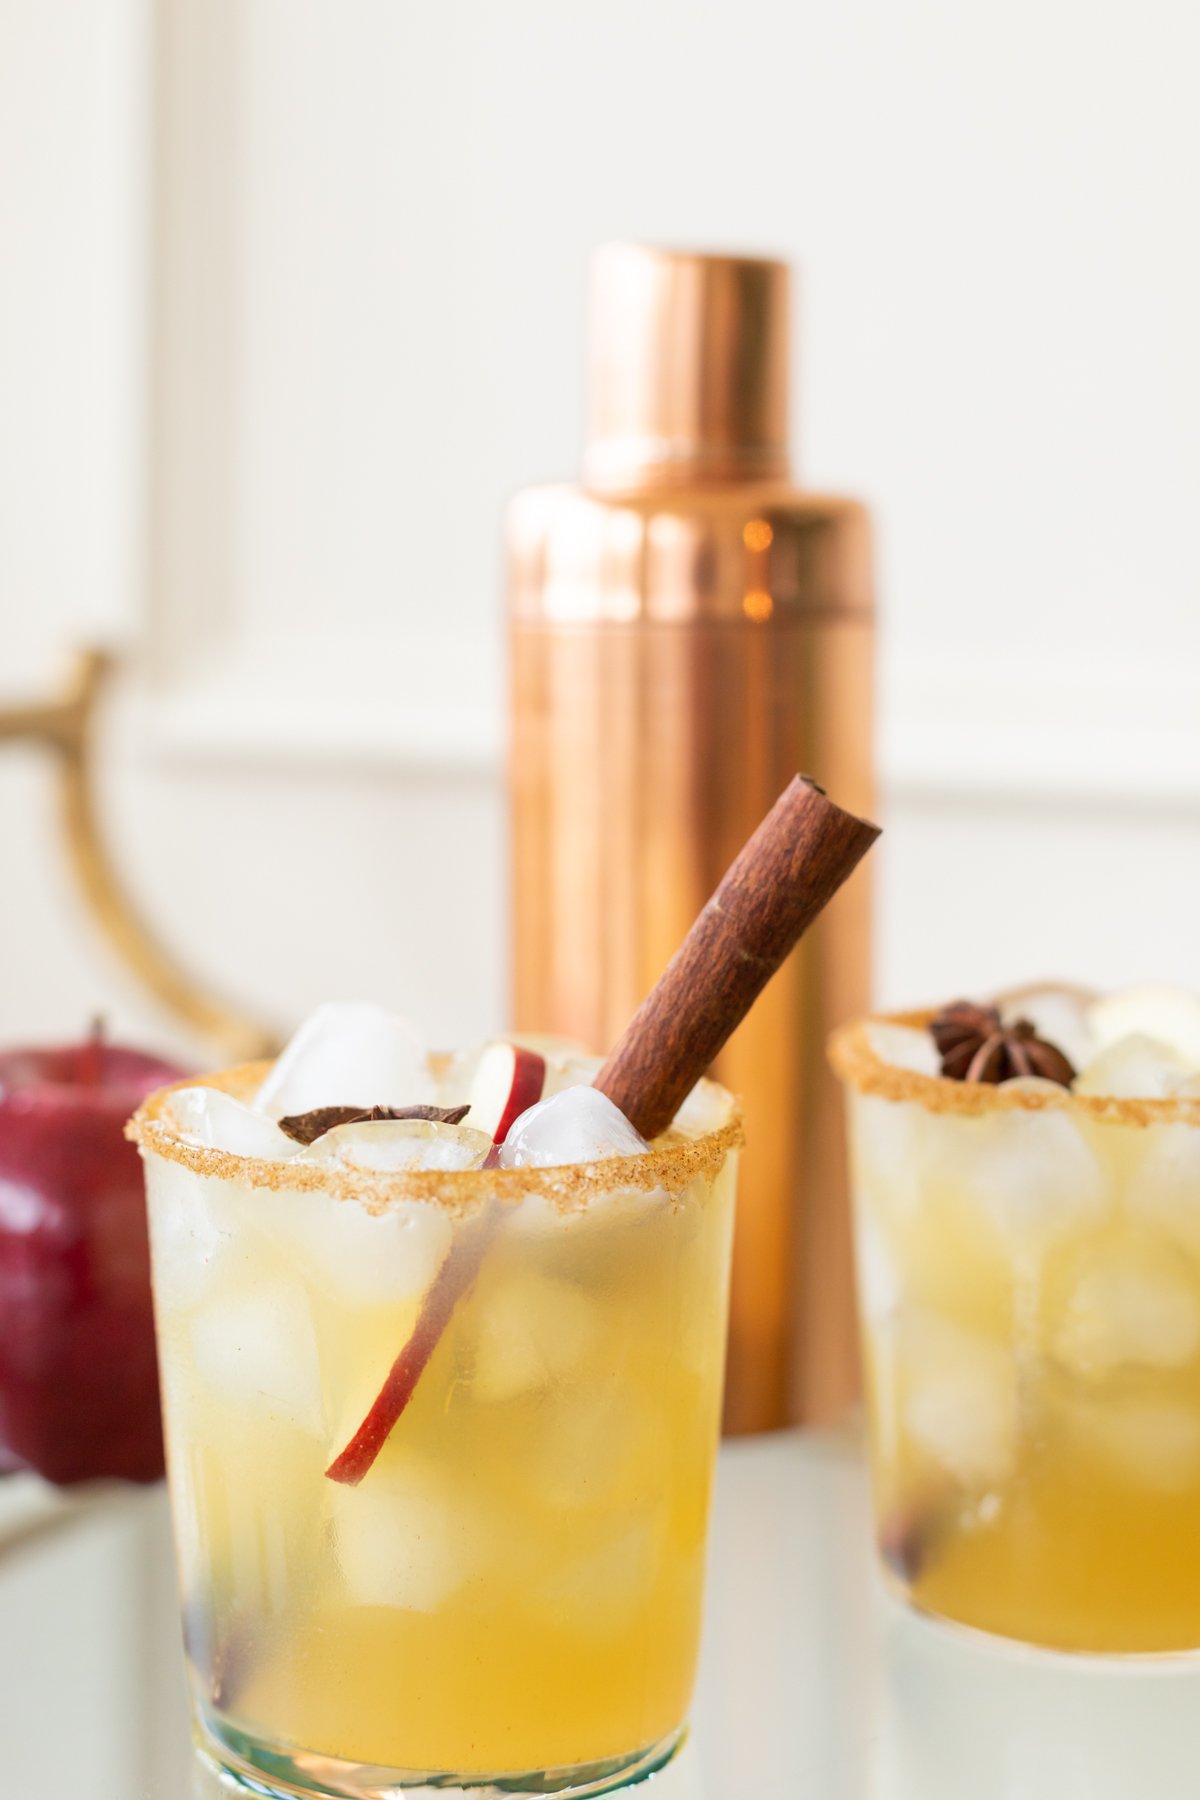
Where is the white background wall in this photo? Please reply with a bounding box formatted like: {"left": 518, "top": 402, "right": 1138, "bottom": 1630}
{"left": 3, "top": 0, "right": 1200, "bottom": 1065}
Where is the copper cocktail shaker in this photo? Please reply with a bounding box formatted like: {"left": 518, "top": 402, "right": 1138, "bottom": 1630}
{"left": 506, "top": 244, "right": 875, "bottom": 1431}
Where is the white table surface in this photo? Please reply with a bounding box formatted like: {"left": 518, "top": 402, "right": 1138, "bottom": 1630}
{"left": 3, "top": 1430, "right": 1199, "bottom": 1799}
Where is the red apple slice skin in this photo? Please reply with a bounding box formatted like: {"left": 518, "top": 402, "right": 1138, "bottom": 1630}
{"left": 492, "top": 1046, "right": 546, "bottom": 1144}
{"left": 325, "top": 1206, "right": 501, "bottom": 1485}
{"left": 325, "top": 1044, "right": 545, "bottom": 1484}
{"left": 466, "top": 1043, "right": 546, "bottom": 1144}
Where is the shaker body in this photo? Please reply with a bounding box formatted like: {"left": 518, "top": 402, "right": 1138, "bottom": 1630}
{"left": 509, "top": 482, "right": 874, "bottom": 1430}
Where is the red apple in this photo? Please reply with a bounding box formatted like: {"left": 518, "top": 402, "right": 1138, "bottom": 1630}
{"left": 0, "top": 1033, "right": 188, "bottom": 1484}
{"left": 466, "top": 1042, "right": 546, "bottom": 1145}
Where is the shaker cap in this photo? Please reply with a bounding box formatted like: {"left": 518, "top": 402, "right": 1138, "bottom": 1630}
{"left": 584, "top": 243, "right": 791, "bottom": 491}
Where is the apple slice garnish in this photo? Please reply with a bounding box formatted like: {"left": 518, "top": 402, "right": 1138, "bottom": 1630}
{"left": 466, "top": 1042, "right": 546, "bottom": 1143}
{"left": 325, "top": 1204, "right": 501, "bottom": 1485}
{"left": 325, "top": 1046, "right": 545, "bottom": 1485}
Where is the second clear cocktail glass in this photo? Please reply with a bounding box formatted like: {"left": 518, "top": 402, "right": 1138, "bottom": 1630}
{"left": 831, "top": 1010, "right": 1200, "bottom": 1655}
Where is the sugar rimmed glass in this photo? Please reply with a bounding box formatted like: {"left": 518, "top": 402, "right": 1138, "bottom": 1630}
{"left": 830, "top": 1013, "right": 1200, "bottom": 1656}
{"left": 130, "top": 1064, "right": 741, "bottom": 1800}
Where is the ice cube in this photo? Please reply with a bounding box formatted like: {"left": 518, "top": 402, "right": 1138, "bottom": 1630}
{"left": 668, "top": 1078, "right": 735, "bottom": 1137}
{"left": 254, "top": 1002, "right": 436, "bottom": 1119}
{"left": 1127, "top": 1122, "right": 1200, "bottom": 1258}
{"left": 470, "top": 1272, "right": 599, "bottom": 1403}
{"left": 502, "top": 1184, "right": 653, "bottom": 1246}
{"left": 849, "top": 1091, "right": 929, "bottom": 1218}
{"left": 499, "top": 1086, "right": 649, "bottom": 1169}
{"left": 996, "top": 984, "right": 1096, "bottom": 1073}
{"left": 1077, "top": 1398, "right": 1200, "bottom": 1492}
{"left": 144, "top": 1158, "right": 243, "bottom": 1309}
{"left": 542, "top": 1515, "right": 660, "bottom": 1636}
{"left": 167, "top": 1086, "right": 300, "bottom": 1160}
{"left": 270, "top": 1189, "right": 453, "bottom": 1305}
{"left": 330, "top": 1457, "right": 485, "bottom": 1610}
{"left": 436, "top": 1044, "right": 483, "bottom": 1109}
{"left": 302, "top": 1118, "right": 491, "bottom": 1173}
{"left": 1088, "top": 986, "right": 1200, "bottom": 1072}
{"left": 863, "top": 1021, "right": 941, "bottom": 1078}
{"left": 1074, "top": 1034, "right": 1194, "bottom": 1099}
{"left": 527, "top": 1384, "right": 654, "bottom": 1510}
{"left": 189, "top": 1281, "right": 324, "bottom": 1435}
{"left": 855, "top": 1211, "right": 902, "bottom": 1325}
{"left": 898, "top": 1311, "right": 1018, "bottom": 1486}
{"left": 541, "top": 1053, "right": 606, "bottom": 1095}
{"left": 935, "top": 1106, "right": 1111, "bottom": 1243}
{"left": 1053, "top": 1250, "right": 1200, "bottom": 1378}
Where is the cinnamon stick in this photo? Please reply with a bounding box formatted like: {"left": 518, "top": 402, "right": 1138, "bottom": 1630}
{"left": 594, "top": 776, "right": 879, "bottom": 1138}
{"left": 325, "top": 774, "right": 878, "bottom": 1487}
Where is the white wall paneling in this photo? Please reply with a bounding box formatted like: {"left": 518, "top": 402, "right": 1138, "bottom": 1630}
{"left": 3, "top": 0, "right": 1200, "bottom": 1053}
{"left": 0, "top": 0, "right": 151, "bottom": 685}
{"left": 145, "top": 0, "right": 1200, "bottom": 776}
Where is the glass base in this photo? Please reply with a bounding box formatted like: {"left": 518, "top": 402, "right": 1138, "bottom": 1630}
{"left": 195, "top": 1717, "right": 686, "bottom": 1800}
{"left": 879, "top": 1567, "right": 1200, "bottom": 1665}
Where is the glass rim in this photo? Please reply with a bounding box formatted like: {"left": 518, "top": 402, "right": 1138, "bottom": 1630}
{"left": 828, "top": 1010, "right": 1200, "bottom": 1130}
{"left": 127, "top": 1061, "right": 744, "bottom": 1215}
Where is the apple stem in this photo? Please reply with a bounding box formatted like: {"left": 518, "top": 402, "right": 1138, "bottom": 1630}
{"left": 78, "top": 1014, "right": 106, "bottom": 1087}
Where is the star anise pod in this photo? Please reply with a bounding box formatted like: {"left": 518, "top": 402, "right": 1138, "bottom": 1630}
{"left": 929, "top": 1000, "right": 1075, "bottom": 1087}
{"left": 277, "top": 1102, "right": 470, "bottom": 1146}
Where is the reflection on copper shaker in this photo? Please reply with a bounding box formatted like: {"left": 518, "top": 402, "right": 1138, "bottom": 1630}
{"left": 506, "top": 244, "right": 875, "bottom": 1431}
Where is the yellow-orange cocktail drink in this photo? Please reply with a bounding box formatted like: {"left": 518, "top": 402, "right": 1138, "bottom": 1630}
{"left": 831, "top": 989, "right": 1200, "bottom": 1656}
{"left": 130, "top": 1032, "right": 740, "bottom": 1800}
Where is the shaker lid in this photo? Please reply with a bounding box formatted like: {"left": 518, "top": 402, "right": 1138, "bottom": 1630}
{"left": 584, "top": 243, "right": 791, "bottom": 491}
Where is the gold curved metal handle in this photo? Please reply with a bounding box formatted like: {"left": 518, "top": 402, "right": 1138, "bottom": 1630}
{"left": 0, "top": 648, "right": 277, "bottom": 1060}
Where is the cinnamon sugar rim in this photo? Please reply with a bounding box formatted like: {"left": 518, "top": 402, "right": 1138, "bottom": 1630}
{"left": 126, "top": 1063, "right": 744, "bottom": 1214}
{"left": 828, "top": 1011, "right": 1200, "bottom": 1128}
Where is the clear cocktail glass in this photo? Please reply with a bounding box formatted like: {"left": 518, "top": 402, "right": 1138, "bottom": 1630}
{"left": 130, "top": 1065, "right": 741, "bottom": 1799}
{"left": 830, "top": 1011, "right": 1200, "bottom": 1655}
